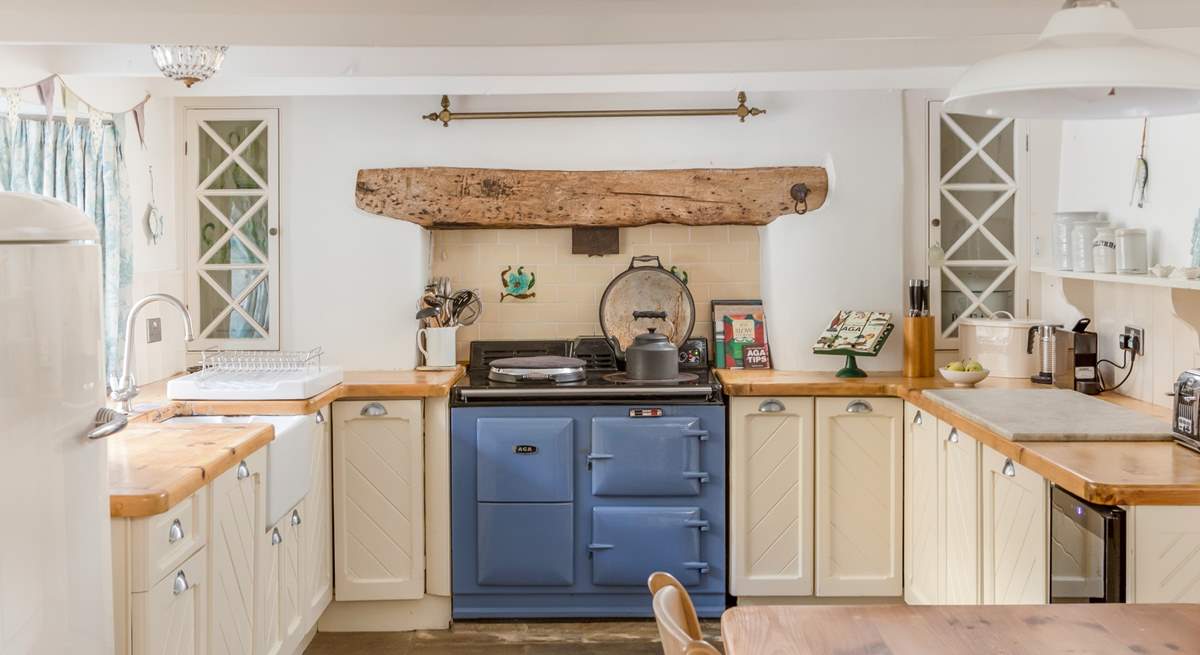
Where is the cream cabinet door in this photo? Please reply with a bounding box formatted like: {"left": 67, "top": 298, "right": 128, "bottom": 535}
{"left": 257, "top": 524, "right": 284, "bottom": 655}
{"left": 302, "top": 408, "right": 334, "bottom": 624}
{"left": 729, "top": 396, "right": 815, "bottom": 597}
{"left": 815, "top": 397, "right": 903, "bottom": 597}
{"left": 903, "top": 404, "right": 940, "bottom": 605}
{"left": 1129, "top": 506, "right": 1200, "bottom": 603}
{"left": 281, "top": 506, "right": 304, "bottom": 646}
{"left": 981, "top": 448, "right": 1047, "bottom": 604}
{"left": 941, "top": 424, "right": 981, "bottom": 604}
{"left": 207, "top": 451, "right": 264, "bottom": 655}
{"left": 332, "top": 400, "right": 426, "bottom": 601}
{"left": 132, "top": 549, "right": 207, "bottom": 655}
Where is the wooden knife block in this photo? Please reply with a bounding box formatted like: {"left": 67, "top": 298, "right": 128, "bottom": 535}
{"left": 903, "top": 316, "right": 936, "bottom": 378}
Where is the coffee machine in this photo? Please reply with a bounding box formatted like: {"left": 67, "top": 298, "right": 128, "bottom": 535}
{"left": 1029, "top": 318, "right": 1100, "bottom": 394}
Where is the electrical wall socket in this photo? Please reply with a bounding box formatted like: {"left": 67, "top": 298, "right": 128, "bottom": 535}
{"left": 1121, "top": 325, "right": 1144, "bottom": 355}
{"left": 146, "top": 317, "right": 162, "bottom": 344}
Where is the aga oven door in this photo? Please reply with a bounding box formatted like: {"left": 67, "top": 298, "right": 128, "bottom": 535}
{"left": 589, "top": 417, "right": 709, "bottom": 496}
{"left": 589, "top": 506, "right": 710, "bottom": 586}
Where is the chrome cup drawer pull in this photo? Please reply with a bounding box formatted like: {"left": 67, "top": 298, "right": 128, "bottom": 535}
{"left": 167, "top": 519, "right": 184, "bottom": 544}
{"left": 846, "top": 399, "right": 873, "bottom": 414}
{"left": 172, "top": 571, "right": 189, "bottom": 596}
{"left": 1002, "top": 458, "right": 1017, "bottom": 478}
{"left": 913, "top": 410, "right": 923, "bottom": 426}
{"left": 947, "top": 428, "right": 960, "bottom": 444}
{"left": 271, "top": 527, "right": 283, "bottom": 545}
{"left": 360, "top": 402, "right": 388, "bottom": 417}
{"left": 758, "top": 399, "right": 786, "bottom": 413}
{"left": 315, "top": 411, "right": 326, "bottom": 424}
{"left": 236, "top": 460, "right": 250, "bottom": 480}
{"left": 291, "top": 509, "right": 302, "bottom": 527}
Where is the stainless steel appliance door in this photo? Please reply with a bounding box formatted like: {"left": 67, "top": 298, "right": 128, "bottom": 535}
{"left": 1049, "top": 486, "right": 1125, "bottom": 603}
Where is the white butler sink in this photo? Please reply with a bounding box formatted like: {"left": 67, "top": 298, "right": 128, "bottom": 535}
{"left": 163, "top": 414, "right": 317, "bottom": 527}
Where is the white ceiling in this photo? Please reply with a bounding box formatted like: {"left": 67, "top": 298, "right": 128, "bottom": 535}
{"left": 3, "top": 0, "right": 1200, "bottom": 98}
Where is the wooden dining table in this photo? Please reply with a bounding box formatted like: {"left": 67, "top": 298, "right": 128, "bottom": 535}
{"left": 720, "top": 603, "right": 1200, "bottom": 654}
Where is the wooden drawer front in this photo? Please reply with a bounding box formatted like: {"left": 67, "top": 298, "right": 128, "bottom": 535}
{"left": 131, "top": 488, "right": 208, "bottom": 592}
{"left": 132, "top": 547, "right": 207, "bottom": 655}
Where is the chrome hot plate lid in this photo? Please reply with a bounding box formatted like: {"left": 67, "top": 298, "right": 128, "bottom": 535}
{"left": 487, "top": 355, "right": 586, "bottom": 384}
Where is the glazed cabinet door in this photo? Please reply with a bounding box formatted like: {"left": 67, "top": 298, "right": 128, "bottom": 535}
{"left": 207, "top": 450, "right": 265, "bottom": 655}
{"left": 981, "top": 447, "right": 1048, "bottom": 604}
{"left": 332, "top": 400, "right": 426, "bottom": 601}
{"left": 132, "top": 549, "right": 207, "bottom": 655}
{"left": 815, "top": 397, "right": 903, "bottom": 597}
{"left": 903, "top": 404, "right": 940, "bottom": 605}
{"left": 729, "top": 397, "right": 815, "bottom": 597}
{"left": 941, "top": 424, "right": 981, "bottom": 604}
{"left": 302, "top": 407, "right": 334, "bottom": 624}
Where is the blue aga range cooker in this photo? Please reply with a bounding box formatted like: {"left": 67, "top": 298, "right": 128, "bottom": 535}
{"left": 450, "top": 338, "right": 726, "bottom": 618}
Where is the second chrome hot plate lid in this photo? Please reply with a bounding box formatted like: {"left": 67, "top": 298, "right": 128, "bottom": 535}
{"left": 487, "top": 355, "right": 587, "bottom": 383}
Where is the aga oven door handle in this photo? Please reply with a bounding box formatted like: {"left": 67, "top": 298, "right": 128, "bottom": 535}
{"left": 681, "top": 429, "right": 709, "bottom": 441}
{"left": 684, "top": 518, "right": 710, "bottom": 532}
{"left": 681, "top": 470, "right": 710, "bottom": 484}
{"left": 682, "top": 561, "right": 711, "bottom": 575}
{"left": 587, "top": 543, "right": 614, "bottom": 551}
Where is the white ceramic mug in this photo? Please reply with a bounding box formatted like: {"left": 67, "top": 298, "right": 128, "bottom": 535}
{"left": 418, "top": 326, "right": 459, "bottom": 367}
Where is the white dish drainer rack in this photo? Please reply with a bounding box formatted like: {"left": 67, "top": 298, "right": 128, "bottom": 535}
{"left": 167, "top": 347, "right": 344, "bottom": 401}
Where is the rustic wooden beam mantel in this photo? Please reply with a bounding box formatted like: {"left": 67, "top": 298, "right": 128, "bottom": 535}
{"left": 354, "top": 166, "right": 828, "bottom": 229}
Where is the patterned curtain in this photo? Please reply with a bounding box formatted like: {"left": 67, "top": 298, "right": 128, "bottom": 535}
{"left": 0, "top": 116, "right": 133, "bottom": 378}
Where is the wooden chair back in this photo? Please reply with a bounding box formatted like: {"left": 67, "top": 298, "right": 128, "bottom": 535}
{"left": 648, "top": 571, "right": 714, "bottom": 655}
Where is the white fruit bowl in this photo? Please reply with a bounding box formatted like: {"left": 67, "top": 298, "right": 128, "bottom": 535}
{"left": 938, "top": 367, "right": 990, "bottom": 388}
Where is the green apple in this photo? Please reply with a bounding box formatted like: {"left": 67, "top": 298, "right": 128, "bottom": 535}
{"left": 946, "top": 361, "right": 966, "bottom": 372}
{"left": 965, "top": 360, "right": 985, "bottom": 372}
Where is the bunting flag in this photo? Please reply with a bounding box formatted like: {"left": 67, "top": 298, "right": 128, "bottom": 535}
{"left": 0, "top": 74, "right": 150, "bottom": 144}
{"left": 131, "top": 101, "right": 146, "bottom": 147}
{"left": 35, "top": 76, "right": 55, "bottom": 116}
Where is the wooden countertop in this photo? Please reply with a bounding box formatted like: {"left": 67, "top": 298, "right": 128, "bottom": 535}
{"left": 109, "top": 367, "right": 462, "bottom": 518}
{"left": 108, "top": 422, "right": 273, "bottom": 518}
{"left": 720, "top": 603, "right": 1200, "bottom": 655}
{"left": 715, "top": 369, "right": 1199, "bottom": 505}
{"left": 126, "top": 367, "right": 464, "bottom": 421}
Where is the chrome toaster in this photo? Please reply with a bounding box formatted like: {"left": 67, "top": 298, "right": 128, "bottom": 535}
{"left": 1172, "top": 370, "right": 1200, "bottom": 453}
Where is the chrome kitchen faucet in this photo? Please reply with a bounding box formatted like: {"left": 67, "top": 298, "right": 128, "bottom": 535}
{"left": 109, "top": 293, "right": 195, "bottom": 413}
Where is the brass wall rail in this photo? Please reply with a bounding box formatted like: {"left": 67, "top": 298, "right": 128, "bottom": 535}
{"left": 422, "top": 92, "right": 765, "bottom": 126}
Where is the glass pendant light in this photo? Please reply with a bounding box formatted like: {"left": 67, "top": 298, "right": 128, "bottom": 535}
{"left": 150, "top": 45, "right": 228, "bottom": 87}
{"left": 945, "top": 0, "right": 1200, "bottom": 119}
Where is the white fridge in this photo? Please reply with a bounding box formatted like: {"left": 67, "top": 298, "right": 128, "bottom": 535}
{"left": 0, "top": 192, "right": 116, "bottom": 655}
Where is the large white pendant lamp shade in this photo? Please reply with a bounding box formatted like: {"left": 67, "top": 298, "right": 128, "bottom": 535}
{"left": 945, "top": 0, "right": 1200, "bottom": 119}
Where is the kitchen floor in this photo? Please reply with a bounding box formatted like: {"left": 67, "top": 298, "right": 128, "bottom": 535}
{"left": 304, "top": 620, "right": 724, "bottom": 654}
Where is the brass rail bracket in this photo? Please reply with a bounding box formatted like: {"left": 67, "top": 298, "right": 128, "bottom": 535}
{"left": 422, "top": 92, "right": 765, "bottom": 127}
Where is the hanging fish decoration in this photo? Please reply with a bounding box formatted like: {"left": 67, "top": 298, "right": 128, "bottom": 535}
{"left": 1131, "top": 118, "right": 1150, "bottom": 208}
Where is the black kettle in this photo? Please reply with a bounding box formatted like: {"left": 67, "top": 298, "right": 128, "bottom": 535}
{"left": 625, "top": 328, "right": 680, "bottom": 381}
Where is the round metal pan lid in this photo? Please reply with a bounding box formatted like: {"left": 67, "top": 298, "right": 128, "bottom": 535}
{"left": 599, "top": 255, "right": 695, "bottom": 353}
{"left": 489, "top": 356, "right": 585, "bottom": 370}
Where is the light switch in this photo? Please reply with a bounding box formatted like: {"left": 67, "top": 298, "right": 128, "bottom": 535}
{"left": 147, "top": 317, "right": 162, "bottom": 343}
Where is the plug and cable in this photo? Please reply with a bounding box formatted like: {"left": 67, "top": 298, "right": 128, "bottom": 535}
{"left": 1097, "top": 338, "right": 1138, "bottom": 392}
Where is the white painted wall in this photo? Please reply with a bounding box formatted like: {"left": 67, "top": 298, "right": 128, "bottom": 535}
{"left": 206, "top": 91, "right": 905, "bottom": 371}
{"left": 761, "top": 91, "right": 904, "bottom": 371}
{"left": 1044, "top": 115, "right": 1200, "bottom": 407}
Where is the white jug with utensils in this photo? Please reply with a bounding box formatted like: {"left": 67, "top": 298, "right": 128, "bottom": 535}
{"left": 418, "top": 325, "right": 460, "bottom": 368}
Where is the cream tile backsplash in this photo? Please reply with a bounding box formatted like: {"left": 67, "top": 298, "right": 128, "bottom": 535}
{"left": 431, "top": 226, "right": 761, "bottom": 361}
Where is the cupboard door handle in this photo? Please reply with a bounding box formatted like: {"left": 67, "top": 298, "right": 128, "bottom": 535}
{"left": 1002, "top": 458, "right": 1017, "bottom": 477}
{"left": 913, "top": 410, "right": 923, "bottom": 426}
{"left": 172, "top": 571, "right": 189, "bottom": 596}
{"left": 168, "top": 519, "right": 184, "bottom": 544}
{"left": 360, "top": 402, "right": 387, "bottom": 417}
{"left": 758, "top": 399, "right": 786, "bottom": 413}
{"left": 315, "top": 411, "right": 326, "bottom": 424}
{"left": 291, "top": 509, "right": 302, "bottom": 527}
{"left": 236, "top": 460, "right": 250, "bottom": 480}
{"left": 846, "top": 399, "right": 873, "bottom": 414}
{"left": 271, "top": 527, "right": 283, "bottom": 545}
{"left": 947, "top": 428, "right": 960, "bottom": 444}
